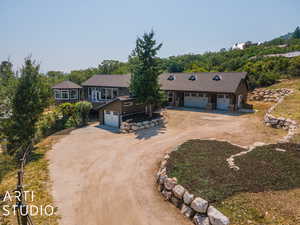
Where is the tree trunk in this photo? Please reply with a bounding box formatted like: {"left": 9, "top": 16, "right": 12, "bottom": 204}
{"left": 148, "top": 104, "right": 153, "bottom": 118}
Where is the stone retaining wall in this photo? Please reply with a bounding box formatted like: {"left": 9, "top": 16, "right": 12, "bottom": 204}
{"left": 156, "top": 147, "right": 230, "bottom": 225}
{"left": 262, "top": 89, "right": 298, "bottom": 142}
{"left": 120, "top": 111, "right": 167, "bottom": 133}
{"left": 249, "top": 88, "right": 293, "bottom": 102}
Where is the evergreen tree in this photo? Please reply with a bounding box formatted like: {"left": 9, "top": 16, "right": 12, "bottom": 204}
{"left": 292, "top": 26, "right": 300, "bottom": 39}
{"left": 6, "top": 58, "right": 50, "bottom": 158}
{"left": 129, "top": 30, "right": 164, "bottom": 117}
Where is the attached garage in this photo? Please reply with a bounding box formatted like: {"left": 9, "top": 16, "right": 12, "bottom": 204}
{"left": 216, "top": 94, "right": 230, "bottom": 110}
{"left": 184, "top": 93, "right": 208, "bottom": 109}
{"left": 104, "top": 110, "right": 120, "bottom": 127}
{"left": 98, "top": 96, "right": 146, "bottom": 128}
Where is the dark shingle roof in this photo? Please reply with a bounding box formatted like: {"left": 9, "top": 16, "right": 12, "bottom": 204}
{"left": 81, "top": 72, "right": 247, "bottom": 93}
{"left": 159, "top": 72, "right": 247, "bottom": 93}
{"left": 52, "top": 80, "right": 82, "bottom": 89}
{"left": 81, "top": 74, "right": 131, "bottom": 87}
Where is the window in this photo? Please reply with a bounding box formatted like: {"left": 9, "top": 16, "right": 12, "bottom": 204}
{"left": 105, "top": 111, "right": 110, "bottom": 115}
{"left": 113, "top": 88, "right": 118, "bottom": 98}
{"left": 199, "top": 93, "right": 203, "bottom": 97}
{"left": 168, "top": 91, "right": 173, "bottom": 97}
{"left": 54, "top": 90, "right": 61, "bottom": 99}
{"left": 61, "top": 90, "right": 69, "bottom": 99}
{"left": 184, "top": 92, "right": 190, "bottom": 97}
{"left": 189, "top": 75, "right": 197, "bottom": 81}
{"left": 113, "top": 111, "right": 118, "bottom": 115}
{"left": 167, "top": 75, "right": 175, "bottom": 81}
{"left": 213, "top": 75, "right": 222, "bottom": 81}
{"left": 70, "top": 89, "right": 78, "bottom": 99}
{"left": 191, "top": 93, "right": 197, "bottom": 97}
{"left": 217, "top": 94, "right": 224, "bottom": 98}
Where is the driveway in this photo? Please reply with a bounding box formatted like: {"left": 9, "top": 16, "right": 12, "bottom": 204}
{"left": 49, "top": 109, "right": 276, "bottom": 225}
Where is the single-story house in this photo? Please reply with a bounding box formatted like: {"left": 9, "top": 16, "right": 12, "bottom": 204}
{"left": 52, "top": 72, "right": 249, "bottom": 111}
{"left": 97, "top": 96, "right": 145, "bottom": 127}
{"left": 159, "top": 72, "right": 249, "bottom": 111}
{"left": 52, "top": 80, "right": 82, "bottom": 103}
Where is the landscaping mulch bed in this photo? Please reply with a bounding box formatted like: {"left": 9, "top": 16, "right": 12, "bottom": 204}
{"left": 123, "top": 112, "right": 161, "bottom": 123}
{"left": 167, "top": 140, "right": 300, "bottom": 203}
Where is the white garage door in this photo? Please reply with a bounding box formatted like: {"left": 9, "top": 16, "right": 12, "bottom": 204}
{"left": 217, "top": 94, "right": 230, "bottom": 110}
{"left": 184, "top": 93, "right": 208, "bottom": 109}
{"left": 104, "top": 110, "right": 119, "bottom": 127}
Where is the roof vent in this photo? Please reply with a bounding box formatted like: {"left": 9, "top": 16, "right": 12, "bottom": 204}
{"left": 167, "top": 75, "right": 176, "bottom": 81}
{"left": 189, "top": 75, "right": 197, "bottom": 81}
{"left": 213, "top": 75, "right": 222, "bottom": 81}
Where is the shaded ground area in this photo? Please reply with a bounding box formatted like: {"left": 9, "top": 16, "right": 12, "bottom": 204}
{"left": 167, "top": 139, "right": 300, "bottom": 225}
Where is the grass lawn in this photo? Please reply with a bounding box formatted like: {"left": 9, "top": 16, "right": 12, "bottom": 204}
{"left": 167, "top": 139, "right": 300, "bottom": 225}
{"left": 0, "top": 129, "right": 72, "bottom": 225}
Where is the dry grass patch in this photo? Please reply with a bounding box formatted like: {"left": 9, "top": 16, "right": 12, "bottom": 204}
{"left": 0, "top": 129, "right": 72, "bottom": 225}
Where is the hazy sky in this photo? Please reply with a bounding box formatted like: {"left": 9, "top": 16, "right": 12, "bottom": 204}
{"left": 1, "top": 0, "right": 299, "bottom": 72}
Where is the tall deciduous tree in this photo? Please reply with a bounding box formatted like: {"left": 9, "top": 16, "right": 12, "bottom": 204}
{"left": 6, "top": 58, "right": 50, "bottom": 158}
{"left": 129, "top": 30, "right": 164, "bottom": 117}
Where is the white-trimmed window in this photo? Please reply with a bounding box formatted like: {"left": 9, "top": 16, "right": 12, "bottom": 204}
{"left": 184, "top": 92, "right": 190, "bottom": 97}
{"left": 70, "top": 89, "right": 78, "bottom": 99}
{"left": 61, "top": 90, "right": 69, "bottom": 99}
{"left": 191, "top": 93, "right": 197, "bottom": 97}
{"left": 54, "top": 90, "right": 61, "bottom": 99}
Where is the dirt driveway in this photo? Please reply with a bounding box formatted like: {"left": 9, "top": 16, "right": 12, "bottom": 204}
{"left": 49, "top": 109, "right": 281, "bottom": 225}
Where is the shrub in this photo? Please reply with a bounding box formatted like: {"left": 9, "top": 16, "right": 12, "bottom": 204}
{"left": 75, "top": 101, "right": 92, "bottom": 126}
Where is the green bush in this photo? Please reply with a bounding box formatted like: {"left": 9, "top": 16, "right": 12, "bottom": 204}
{"left": 75, "top": 101, "right": 92, "bottom": 126}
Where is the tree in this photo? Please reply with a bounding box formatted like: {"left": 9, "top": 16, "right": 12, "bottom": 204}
{"left": 75, "top": 101, "right": 92, "bottom": 126}
{"left": 292, "top": 26, "right": 300, "bottom": 39}
{"left": 5, "top": 58, "right": 50, "bottom": 158}
{"left": 129, "top": 30, "right": 164, "bottom": 117}
{"left": 288, "top": 56, "right": 300, "bottom": 76}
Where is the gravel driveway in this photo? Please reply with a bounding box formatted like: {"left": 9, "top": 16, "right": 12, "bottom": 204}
{"left": 49, "top": 109, "right": 274, "bottom": 225}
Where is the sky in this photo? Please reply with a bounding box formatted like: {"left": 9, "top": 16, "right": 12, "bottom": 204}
{"left": 1, "top": 0, "right": 300, "bottom": 73}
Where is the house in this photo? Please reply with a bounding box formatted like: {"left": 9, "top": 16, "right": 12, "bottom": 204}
{"left": 160, "top": 72, "right": 249, "bottom": 111}
{"left": 52, "top": 80, "right": 82, "bottom": 103}
{"left": 52, "top": 72, "right": 249, "bottom": 112}
{"left": 81, "top": 74, "right": 130, "bottom": 104}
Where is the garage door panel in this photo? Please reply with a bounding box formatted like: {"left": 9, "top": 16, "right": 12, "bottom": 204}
{"left": 216, "top": 95, "right": 230, "bottom": 110}
{"left": 104, "top": 110, "right": 119, "bottom": 127}
{"left": 184, "top": 96, "right": 208, "bottom": 108}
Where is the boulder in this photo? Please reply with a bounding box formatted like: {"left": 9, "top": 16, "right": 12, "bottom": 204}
{"left": 164, "top": 178, "right": 177, "bottom": 190}
{"left": 161, "top": 189, "right": 172, "bottom": 200}
{"left": 193, "top": 213, "right": 210, "bottom": 225}
{"left": 207, "top": 206, "right": 230, "bottom": 225}
{"left": 191, "top": 197, "right": 208, "bottom": 213}
{"left": 180, "top": 204, "right": 195, "bottom": 218}
{"left": 170, "top": 196, "right": 182, "bottom": 208}
{"left": 183, "top": 191, "right": 194, "bottom": 205}
{"left": 172, "top": 185, "right": 185, "bottom": 199}
{"left": 159, "top": 174, "right": 167, "bottom": 185}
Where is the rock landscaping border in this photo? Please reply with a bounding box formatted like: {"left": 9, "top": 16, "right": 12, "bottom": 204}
{"left": 262, "top": 89, "right": 298, "bottom": 142}
{"left": 120, "top": 111, "right": 167, "bottom": 133}
{"left": 249, "top": 88, "right": 293, "bottom": 102}
{"left": 156, "top": 146, "right": 230, "bottom": 225}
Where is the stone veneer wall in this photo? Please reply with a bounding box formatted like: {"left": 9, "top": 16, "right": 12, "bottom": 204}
{"left": 120, "top": 111, "right": 167, "bottom": 133}
{"left": 156, "top": 147, "right": 230, "bottom": 225}
{"left": 262, "top": 89, "right": 298, "bottom": 142}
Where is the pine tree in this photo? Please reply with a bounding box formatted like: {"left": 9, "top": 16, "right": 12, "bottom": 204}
{"left": 292, "top": 26, "right": 300, "bottom": 39}
{"left": 6, "top": 58, "right": 50, "bottom": 158}
{"left": 129, "top": 30, "right": 164, "bottom": 117}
